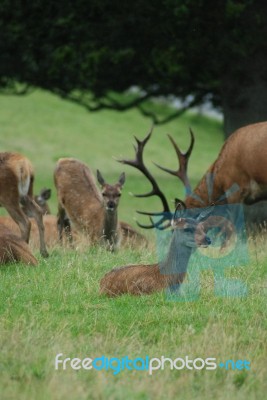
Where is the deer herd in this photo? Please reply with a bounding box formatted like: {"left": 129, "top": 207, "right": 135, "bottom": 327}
{"left": 1, "top": 121, "right": 267, "bottom": 297}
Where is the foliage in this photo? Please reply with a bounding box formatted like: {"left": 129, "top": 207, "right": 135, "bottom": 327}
{"left": 1, "top": 1, "right": 267, "bottom": 128}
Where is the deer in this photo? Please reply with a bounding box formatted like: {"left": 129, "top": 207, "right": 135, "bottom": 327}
{"left": 0, "top": 224, "right": 38, "bottom": 265}
{"left": 54, "top": 157, "right": 146, "bottom": 251}
{"left": 0, "top": 186, "right": 61, "bottom": 250}
{"left": 54, "top": 158, "right": 147, "bottom": 250}
{"left": 100, "top": 121, "right": 267, "bottom": 296}
{"left": 0, "top": 152, "right": 49, "bottom": 257}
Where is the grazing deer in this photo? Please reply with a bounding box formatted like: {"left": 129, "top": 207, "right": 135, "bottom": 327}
{"left": 54, "top": 158, "right": 126, "bottom": 251}
{"left": 0, "top": 152, "right": 48, "bottom": 257}
{"left": 100, "top": 121, "right": 267, "bottom": 296}
{"left": 0, "top": 224, "right": 38, "bottom": 265}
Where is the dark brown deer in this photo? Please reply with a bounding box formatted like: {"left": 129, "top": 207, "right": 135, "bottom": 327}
{"left": 0, "top": 224, "right": 38, "bottom": 265}
{"left": 0, "top": 152, "right": 48, "bottom": 257}
{"left": 54, "top": 157, "right": 127, "bottom": 251}
{"left": 100, "top": 121, "right": 267, "bottom": 296}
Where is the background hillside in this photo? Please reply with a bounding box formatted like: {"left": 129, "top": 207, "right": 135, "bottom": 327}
{"left": 0, "top": 90, "right": 223, "bottom": 226}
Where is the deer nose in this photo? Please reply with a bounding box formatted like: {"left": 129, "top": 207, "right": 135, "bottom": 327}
{"left": 107, "top": 200, "right": 116, "bottom": 210}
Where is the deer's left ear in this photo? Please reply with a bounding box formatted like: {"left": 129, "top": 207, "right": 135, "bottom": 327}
{"left": 174, "top": 198, "right": 186, "bottom": 210}
{"left": 97, "top": 170, "right": 106, "bottom": 186}
{"left": 41, "top": 188, "right": 51, "bottom": 200}
{"left": 118, "top": 172, "right": 126, "bottom": 187}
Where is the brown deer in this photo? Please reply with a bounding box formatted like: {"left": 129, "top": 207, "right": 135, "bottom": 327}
{"left": 0, "top": 214, "right": 59, "bottom": 250}
{"left": 100, "top": 121, "right": 267, "bottom": 296}
{"left": 54, "top": 157, "right": 127, "bottom": 251}
{"left": 0, "top": 224, "right": 38, "bottom": 265}
{"left": 0, "top": 186, "right": 61, "bottom": 250}
{"left": 0, "top": 152, "right": 48, "bottom": 257}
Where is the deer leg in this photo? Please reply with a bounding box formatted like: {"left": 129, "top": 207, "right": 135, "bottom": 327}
{"left": 21, "top": 196, "right": 49, "bottom": 258}
{"left": 5, "top": 204, "right": 31, "bottom": 243}
{"left": 57, "top": 205, "right": 73, "bottom": 245}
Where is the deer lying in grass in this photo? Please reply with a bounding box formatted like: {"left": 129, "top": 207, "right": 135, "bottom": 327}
{"left": 54, "top": 158, "right": 146, "bottom": 251}
{"left": 0, "top": 153, "right": 48, "bottom": 257}
{"left": 0, "top": 222, "right": 38, "bottom": 265}
{"left": 100, "top": 121, "right": 267, "bottom": 296}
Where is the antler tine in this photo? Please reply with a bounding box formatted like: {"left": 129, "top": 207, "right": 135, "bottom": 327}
{"left": 136, "top": 215, "right": 171, "bottom": 230}
{"left": 117, "top": 126, "right": 170, "bottom": 216}
{"left": 154, "top": 129, "right": 195, "bottom": 192}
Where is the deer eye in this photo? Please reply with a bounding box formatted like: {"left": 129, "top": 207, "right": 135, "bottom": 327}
{"left": 116, "top": 193, "right": 121, "bottom": 197}
{"left": 102, "top": 193, "right": 107, "bottom": 197}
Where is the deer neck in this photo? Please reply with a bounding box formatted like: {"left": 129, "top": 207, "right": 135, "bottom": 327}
{"left": 160, "top": 229, "right": 195, "bottom": 277}
{"left": 102, "top": 209, "right": 119, "bottom": 249}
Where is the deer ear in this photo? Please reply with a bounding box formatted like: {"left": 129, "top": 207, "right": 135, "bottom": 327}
{"left": 118, "top": 172, "right": 126, "bottom": 187}
{"left": 41, "top": 188, "right": 51, "bottom": 200}
{"left": 174, "top": 198, "right": 186, "bottom": 210}
{"left": 97, "top": 170, "right": 106, "bottom": 186}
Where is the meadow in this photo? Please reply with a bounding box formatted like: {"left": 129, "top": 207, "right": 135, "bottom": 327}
{"left": 0, "top": 90, "right": 266, "bottom": 399}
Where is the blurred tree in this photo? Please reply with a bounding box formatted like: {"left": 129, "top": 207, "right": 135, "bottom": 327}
{"left": 0, "top": 0, "right": 267, "bottom": 137}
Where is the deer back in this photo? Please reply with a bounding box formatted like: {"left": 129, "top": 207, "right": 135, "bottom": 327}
{"left": 190, "top": 121, "right": 267, "bottom": 206}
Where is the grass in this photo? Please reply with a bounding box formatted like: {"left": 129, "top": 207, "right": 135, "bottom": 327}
{"left": 0, "top": 90, "right": 266, "bottom": 399}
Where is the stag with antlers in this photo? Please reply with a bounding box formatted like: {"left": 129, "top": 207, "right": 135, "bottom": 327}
{"left": 100, "top": 121, "right": 267, "bottom": 296}
{"left": 100, "top": 127, "right": 214, "bottom": 296}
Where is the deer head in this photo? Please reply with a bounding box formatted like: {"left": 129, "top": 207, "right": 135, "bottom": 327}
{"left": 97, "top": 170, "right": 125, "bottom": 213}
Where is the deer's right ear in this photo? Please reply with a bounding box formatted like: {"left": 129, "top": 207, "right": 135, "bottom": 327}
{"left": 118, "top": 172, "right": 126, "bottom": 187}
{"left": 41, "top": 188, "right": 51, "bottom": 200}
{"left": 97, "top": 170, "right": 106, "bottom": 186}
{"left": 174, "top": 198, "right": 186, "bottom": 210}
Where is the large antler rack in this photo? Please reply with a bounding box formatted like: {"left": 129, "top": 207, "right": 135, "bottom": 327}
{"left": 117, "top": 126, "right": 172, "bottom": 229}
{"left": 154, "top": 128, "right": 194, "bottom": 195}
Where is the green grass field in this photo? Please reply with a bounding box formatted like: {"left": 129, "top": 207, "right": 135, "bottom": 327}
{"left": 0, "top": 91, "right": 266, "bottom": 400}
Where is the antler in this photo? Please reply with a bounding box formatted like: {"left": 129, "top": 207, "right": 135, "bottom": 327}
{"left": 154, "top": 128, "right": 194, "bottom": 194}
{"left": 117, "top": 126, "right": 171, "bottom": 229}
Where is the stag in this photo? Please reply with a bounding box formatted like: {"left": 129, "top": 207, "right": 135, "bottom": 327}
{"left": 100, "top": 121, "right": 267, "bottom": 296}
{"left": 0, "top": 152, "right": 48, "bottom": 257}
{"left": 100, "top": 127, "right": 213, "bottom": 295}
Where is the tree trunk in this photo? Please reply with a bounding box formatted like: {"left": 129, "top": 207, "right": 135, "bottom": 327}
{"left": 221, "top": 57, "right": 267, "bottom": 138}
